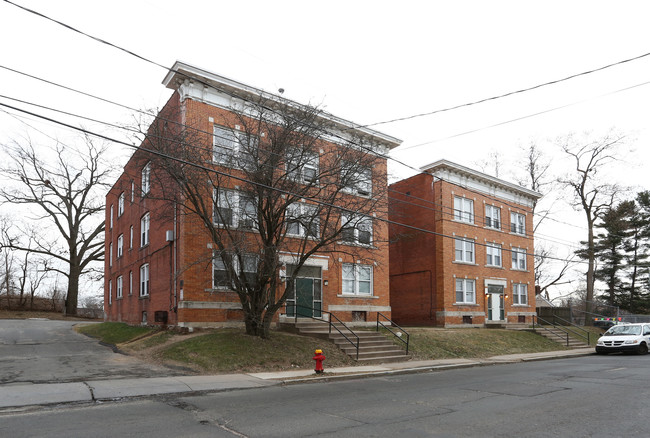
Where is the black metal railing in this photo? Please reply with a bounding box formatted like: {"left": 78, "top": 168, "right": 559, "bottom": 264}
{"left": 533, "top": 315, "right": 591, "bottom": 346}
{"left": 291, "top": 304, "right": 360, "bottom": 360}
{"left": 376, "top": 312, "right": 410, "bottom": 355}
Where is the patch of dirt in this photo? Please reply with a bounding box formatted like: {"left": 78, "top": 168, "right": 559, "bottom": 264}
{"left": 119, "top": 331, "right": 208, "bottom": 374}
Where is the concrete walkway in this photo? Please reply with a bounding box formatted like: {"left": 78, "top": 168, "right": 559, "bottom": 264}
{"left": 0, "top": 348, "right": 594, "bottom": 410}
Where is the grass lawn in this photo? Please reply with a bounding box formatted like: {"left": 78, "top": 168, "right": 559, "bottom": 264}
{"left": 76, "top": 321, "right": 155, "bottom": 345}
{"left": 77, "top": 321, "right": 576, "bottom": 374}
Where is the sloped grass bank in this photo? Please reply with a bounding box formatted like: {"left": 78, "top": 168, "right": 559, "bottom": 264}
{"left": 76, "top": 321, "right": 155, "bottom": 345}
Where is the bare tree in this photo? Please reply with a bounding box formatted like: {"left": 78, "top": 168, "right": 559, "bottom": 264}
{"left": 0, "top": 136, "right": 112, "bottom": 315}
{"left": 558, "top": 131, "right": 626, "bottom": 322}
{"left": 142, "top": 96, "right": 389, "bottom": 338}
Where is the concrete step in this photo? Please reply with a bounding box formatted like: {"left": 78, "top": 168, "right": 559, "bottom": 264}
{"left": 356, "top": 355, "right": 410, "bottom": 364}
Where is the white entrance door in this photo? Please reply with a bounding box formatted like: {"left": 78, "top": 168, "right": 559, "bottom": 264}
{"left": 490, "top": 293, "right": 501, "bottom": 321}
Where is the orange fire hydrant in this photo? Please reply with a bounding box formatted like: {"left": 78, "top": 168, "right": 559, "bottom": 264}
{"left": 313, "top": 349, "right": 326, "bottom": 374}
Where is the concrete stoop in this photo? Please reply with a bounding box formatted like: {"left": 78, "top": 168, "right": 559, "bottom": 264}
{"left": 534, "top": 326, "right": 591, "bottom": 349}
{"left": 283, "top": 320, "right": 410, "bottom": 364}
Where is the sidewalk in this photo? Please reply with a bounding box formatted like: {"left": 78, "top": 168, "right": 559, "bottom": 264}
{"left": 0, "top": 348, "right": 594, "bottom": 410}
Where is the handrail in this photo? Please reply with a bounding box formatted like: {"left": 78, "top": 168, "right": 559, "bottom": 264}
{"left": 533, "top": 315, "right": 590, "bottom": 346}
{"left": 543, "top": 314, "right": 591, "bottom": 345}
{"left": 376, "top": 312, "right": 410, "bottom": 355}
{"left": 292, "top": 304, "right": 360, "bottom": 360}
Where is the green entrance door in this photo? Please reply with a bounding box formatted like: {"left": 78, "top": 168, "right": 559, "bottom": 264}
{"left": 296, "top": 278, "right": 314, "bottom": 317}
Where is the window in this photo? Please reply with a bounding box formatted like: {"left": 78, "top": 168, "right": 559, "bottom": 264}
{"left": 129, "top": 271, "right": 133, "bottom": 296}
{"left": 213, "top": 190, "right": 258, "bottom": 229}
{"left": 287, "top": 150, "right": 319, "bottom": 184}
{"left": 486, "top": 243, "right": 502, "bottom": 267}
{"left": 130, "top": 225, "right": 134, "bottom": 249}
{"left": 108, "top": 280, "right": 112, "bottom": 305}
{"left": 485, "top": 205, "right": 501, "bottom": 229}
{"left": 510, "top": 212, "right": 526, "bottom": 235}
{"left": 454, "top": 238, "right": 475, "bottom": 263}
{"left": 286, "top": 203, "right": 320, "bottom": 238}
{"left": 141, "top": 162, "right": 151, "bottom": 195}
{"left": 109, "top": 243, "right": 113, "bottom": 267}
{"left": 213, "top": 252, "right": 258, "bottom": 289}
{"left": 139, "top": 264, "right": 149, "bottom": 297}
{"left": 455, "top": 279, "right": 476, "bottom": 304}
{"left": 342, "top": 164, "right": 372, "bottom": 197}
{"left": 116, "top": 276, "right": 123, "bottom": 299}
{"left": 140, "top": 213, "right": 150, "bottom": 247}
{"left": 118, "top": 193, "right": 125, "bottom": 216}
{"left": 110, "top": 204, "right": 114, "bottom": 229}
{"left": 511, "top": 247, "right": 527, "bottom": 270}
{"left": 513, "top": 283, "right": 528, "bottom": 305}
{"left": 342, "top": 263, "right": 372, "bottom": 296}
{"left": 213, "top": 125, "right": 258, "bottom": 168}
{"left": 117, "top": 234, "right": 124, "bottom": 258}
{"left": 454, "top": 197, "right": 474, "bottom": 223}
{"left": 130, "top": 181, "right": 135, "bottom": 202}
{"left": 341, "top": 214, "right": 372, "bottom": 245}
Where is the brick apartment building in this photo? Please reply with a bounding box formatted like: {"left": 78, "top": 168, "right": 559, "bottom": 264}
{"left": 388, "top": 159, "right": 541, "bottom": 327}
{"left": 104, "top": 61, "right": 401, "bottom": 328}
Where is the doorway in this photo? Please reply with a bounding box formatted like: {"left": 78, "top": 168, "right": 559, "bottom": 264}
{"left": 285, "top": 265, "right": 322, "bottom": 318}
{"left": 487, "top": 285, "right": 504, "bottom": 321}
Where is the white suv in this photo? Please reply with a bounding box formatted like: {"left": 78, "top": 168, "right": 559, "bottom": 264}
{"left": 596, "top": 323, "right": 650, "bottom": 355}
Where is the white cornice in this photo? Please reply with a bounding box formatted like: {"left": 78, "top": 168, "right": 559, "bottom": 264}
{"left": 162, "top": 61, "right": 402, "bottom": 151}
{"left": 422, "top": 159, "right": 542, "bottom": 207}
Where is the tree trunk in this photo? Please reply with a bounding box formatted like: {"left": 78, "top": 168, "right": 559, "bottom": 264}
{"left": 584, "top": 218, "right": 595, "bottom": 325}
{"left": 65, "top": 265, "right": 81, "bottom": 315}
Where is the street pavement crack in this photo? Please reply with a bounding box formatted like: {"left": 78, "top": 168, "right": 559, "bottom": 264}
{"left": 82, "top": 382, "right": 96, "bottom": 401}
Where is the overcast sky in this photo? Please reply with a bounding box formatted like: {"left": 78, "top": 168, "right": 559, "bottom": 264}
{"left": 1, "top": 1, "right": 649, "bottom": 300}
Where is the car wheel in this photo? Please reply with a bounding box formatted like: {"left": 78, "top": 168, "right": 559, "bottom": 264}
{"left": 638, "top": 343, "right": 649, "bottom": 355}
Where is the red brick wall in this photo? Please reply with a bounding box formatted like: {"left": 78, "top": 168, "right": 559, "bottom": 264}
{"left": 105, "top": 94, "right": 392, "bottom": 327}
{"left": 389, "top": 174, "right": 537, "bottom": 327}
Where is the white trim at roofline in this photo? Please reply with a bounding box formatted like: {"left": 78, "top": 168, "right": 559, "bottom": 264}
{"left": 421, "top": 159, "right": 542, "bottom": 207}
{"left": 162, "top": 61, "right": 402, "bottom": 150}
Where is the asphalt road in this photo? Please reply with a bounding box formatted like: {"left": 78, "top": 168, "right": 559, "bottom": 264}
{"left": 0, "top": 319, "right": 184, "bottom": 384}
{"left": 2, "top": 353, "right": 650, "bottom": 437}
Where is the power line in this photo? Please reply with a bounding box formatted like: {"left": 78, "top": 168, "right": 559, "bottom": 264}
{"left": 359, "top": 51, "right": 650, "bottom": 129}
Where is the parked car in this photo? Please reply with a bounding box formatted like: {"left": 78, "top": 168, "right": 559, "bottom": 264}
{"left": 593, "top": 319, "right": 619, "bottom": 330}
{"left": 595, "top": 323, "right": 650, "bottom": 355}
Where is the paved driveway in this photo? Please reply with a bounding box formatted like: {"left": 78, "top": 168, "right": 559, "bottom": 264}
{"left": 0, "top": 319, "right": 185, "bottom": 384}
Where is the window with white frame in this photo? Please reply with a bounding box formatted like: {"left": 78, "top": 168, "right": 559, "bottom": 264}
{"left": 213, "top": 125, "right": 258, "bottom": 169}
{"left": 510, "top": 212, "right": 526, "bottom": 235}
{"left": 513, "top": 283, "right": 528, "bottom": 305}
{"left": 118, "top": 192, "right": 125, "bottom": 217}
{"left": 129, "top": 271, "right": 133, "bottom": 295}
{"left": 286, "top": 203, "right": 320, "bottom": 238}
{"left": 485, "top": 205, "right": 501, "bottom": 229}
{"left": 109, "top": 243, "right": 113, "bottom": 267}
{"left": 341, "top": 214, "right": 372, "bottom": 245}
{"left": 511, "top": 247, "right": 527, "bottom": 270}
{"left": 110, "top": 204, "right": 114, "bottom": 229}
{"left": 129, "top": 225, "right": 133, "bottom": 249}
{"left": 140, "top": 213, "right": 150, "bottom": 247}
{"left": 342, "top": 263, "right": 373, "bottom": 296}
{"left": 454, "top": 197, "right": 474, "bottom": 223}
{"left": 454, "top": 238, "right": 475, "bottom": 263}
{"left": 130, "top": 181, "right": 135, "bottom": 202}
{"left": 486, "top": 243, "right": 502, "bottom": 267}
{"left": 213, "top": 190, "right": 257, "bottom": 229}
{"left": 287, "top": 150, "right": 319, "bottom": 184}
{"left": 139, "top": 264, "right": 149, "bottom": 297}
{"left": 116, "top": 275, "right": 123, "bottom": 299}
{"left": 117, "top": 234, "right": 123, "bottom": 258}
{"left": 108, "top": 279, "right": 112, "bottom": 305}
{"left": 141, "top": 162, "right": 150, "bottom": 196}
{"left": 455, "top": 278, "right": 476, "bottom": 304}
{"left": 213, "top": 252, "right": 258, "bottom": 289}
{"left": 342, "top": 163, "right": 372, "bottom": 197}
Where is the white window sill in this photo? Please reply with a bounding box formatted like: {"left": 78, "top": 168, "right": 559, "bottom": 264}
{"left": 512, "top": 303, "right": 529, "bottom": 307}
{"left": 452, "top": 261, "right": 477, "bottom": 266}
{"left": 453, "top": 302, "right": 478, "bottom": 306}
{"left": 452, "top": 219, "right": 476, "bottom": 226}
{"left": 485, "top": 264, "right": 504, "bottom": 269}
{"left": 337, "top": 294, "right": 377, "bottom": 299}
{"left": 510, "top": 268, "right": 529, "bottom": 272}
